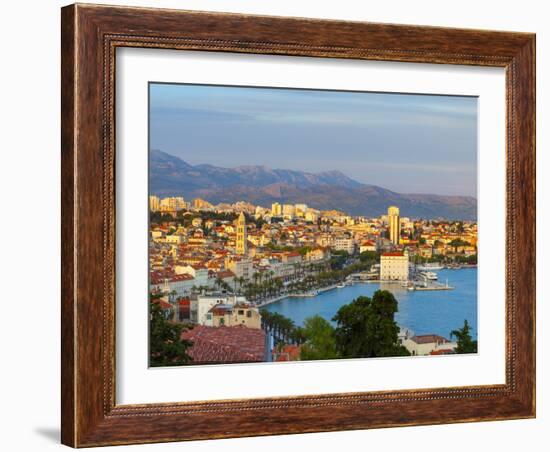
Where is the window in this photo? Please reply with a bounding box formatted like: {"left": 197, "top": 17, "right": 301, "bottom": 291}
{"left": 238, "top": 310, "right": 244, "bottom": 315}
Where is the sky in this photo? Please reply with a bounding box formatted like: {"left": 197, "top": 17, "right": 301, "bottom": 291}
{"left": 149, "top": 83, "right": 478, "bottom": 197}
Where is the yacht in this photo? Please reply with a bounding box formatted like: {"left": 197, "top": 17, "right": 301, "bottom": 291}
{"left": 420, "top": 271, "right": 438, "bottom": 281}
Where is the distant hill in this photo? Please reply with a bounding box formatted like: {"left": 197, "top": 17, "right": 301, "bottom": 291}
{"left": 149, "top": 150, "right": 477, "bottom": 220}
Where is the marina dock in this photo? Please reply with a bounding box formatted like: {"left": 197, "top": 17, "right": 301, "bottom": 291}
{"left": 413, "top": 285, "right": 454, "bottom": 291}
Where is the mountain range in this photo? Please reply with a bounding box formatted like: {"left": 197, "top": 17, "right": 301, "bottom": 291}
{"left": 149, "top": 149, "right": 477, "bottom": 220}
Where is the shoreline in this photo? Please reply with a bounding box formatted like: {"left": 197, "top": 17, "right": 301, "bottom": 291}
{"left": 257, "top": 283, "right": 342, "bottom": 307}
{"left": 258, "top": 268, "right": 473, "bottom": 307}
{"left": 262, "top": 268, "right": 478, "bottom": 339}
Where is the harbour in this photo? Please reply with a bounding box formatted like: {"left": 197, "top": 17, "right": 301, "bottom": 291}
{"left": 264, "top": 268, "right": 478, "bottom": 340}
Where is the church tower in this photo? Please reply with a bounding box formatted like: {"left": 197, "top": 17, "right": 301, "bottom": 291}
{"left": 236, "top": 212, "right": 247, "bottom": 255}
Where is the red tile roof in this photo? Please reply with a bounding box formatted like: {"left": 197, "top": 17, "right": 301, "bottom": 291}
{"left": 382, "top": 252, "right": 405, "bottom": 257}
{"left": 170, "top": 274, "right": 194, "bottom": 282}
{"left": 285, "top": 251, "right": 301, "bottom": 257}
{"left": 429, "top": 349, "right": 455, "bottom": 355}
{"left": 412, "top": 334, "right": 449, "bottom": 344}
{"left": 273, "top": 344, "right": 301, "bottom": 362}
{"left": 181, "top": 325, "right": 265, "bottom": 364}
{"left": 152, "top": 299, "right": 172, "bottom": 310}
{"left": 361, "top": 240, "right": 376, "bottom": 246}
{"left": 216, "top": 270, "right": 236, "bottom": 279}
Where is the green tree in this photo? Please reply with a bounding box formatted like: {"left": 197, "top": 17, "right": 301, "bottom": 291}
{"left": 149, "top": 301, "right": 194, "bottom": 367}
{"left": 333, "top": 291, "right": 410, "bottom": 358}
{"left": 359, "top": 250, "right": 379, "bottom": 263}
{"left": 449, "top": 238, "right": 469, "bottom": 249}
{"left": 299, "top": 315, "right": 339, "bottom": 361}
{"left": 289, "top": 325, "right": 307, "bottom": 345}
{"left": 451, "top": 319, "right": 478, "bottom": 354}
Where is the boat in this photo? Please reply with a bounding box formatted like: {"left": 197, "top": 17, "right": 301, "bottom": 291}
{"left": 336, "top": 283, "right": 345, "bottom": 289}
{"left": 420, "top": 271, "right": 438, "bottom": 281}
{"left": 416, "top": 263, "right": 444, "bottom": 271}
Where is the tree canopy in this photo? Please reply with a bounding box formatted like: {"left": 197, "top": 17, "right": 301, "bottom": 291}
{"left": 332, "top": 290, "right": 410, "bottom": 358}
{"left": 299, "top": 315, "right": 339, "bottom": 361}
{"left": 451, "top": 319, "right": 478, "bottom": 354}
{"left": 358, "top": 250, "right": 379, "bottom": 263}
{"left": 149, "top": 301, "right": 194, "bottom": 367}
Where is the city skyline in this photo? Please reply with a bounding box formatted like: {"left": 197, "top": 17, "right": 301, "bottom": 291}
{"left": 150, "top": 83, "right": 478, "bottom": 197}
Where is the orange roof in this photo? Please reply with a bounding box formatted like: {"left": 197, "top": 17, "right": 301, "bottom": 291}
{"left": 170, "top": 274, "right": 194, "bottom": 282}
{"left": 361, "top": 240, "right": 376, "bottom": 246}
{"left": 273, "top": 344, "right": 301, "bottom": 362}
{"left": 152, "top": 299, "right": 172, "bottom": 310}
{"left": 412, "top": 334, "right": 449, "bottom": 344}
{"left": 429, "top": 349, "right": 455, "bottom": 355}
{"left": 285, "top": 251, "right": 301, "bottom": 257}
{"left": 216, "top": 270, "right": 236, "bottom": 279}
{"left": 181, "top": 325, "right": 265, "bottom": 364}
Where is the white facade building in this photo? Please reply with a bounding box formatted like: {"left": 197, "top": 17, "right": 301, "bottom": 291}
{"left": 333, "top": 237, "right": 355, "bottom": 254}
{"left": 190, "top": 294, "right": 247, "bottom": 325}
{"left": 174, "top": 265, "right": 210, "bottom": 288}
{"left": 150, "top": 274, "right": 196, "bottom": 297}
{"left": 225, "top": 257, "right": 254, "bottom": 280}
{"left": 380, "top": 250, "right": 409, "bottom": 281}
{"left": 359, "top": 240, "right": 377, "bottom": 253}
{"left": 402, "top": 334, "right": 457, "bottom": 356}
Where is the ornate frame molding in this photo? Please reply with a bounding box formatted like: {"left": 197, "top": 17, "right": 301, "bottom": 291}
{"left": 62, "top": 4, "right": 535, "bottom": 447}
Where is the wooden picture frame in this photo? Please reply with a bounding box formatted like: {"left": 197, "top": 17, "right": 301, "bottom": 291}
{"left": 61, "top": 3, "right": 536, "bottom": 447}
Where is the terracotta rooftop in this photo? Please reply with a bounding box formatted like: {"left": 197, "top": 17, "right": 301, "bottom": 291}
{"left": 361, "top": 240, "right": 376, "bottom": 246}
{"left": 216, "top": 270, "right": 236, "bottom": 279}
{"left": 273, "top": 344, "right": 301, "bottom": 362}
{"left": 429, "top": 349, "right": 455, "bottom": 355}
{"left": 152, "top": 299, "right": 172, "bottom": 310}
{"left": 170, "top": 274, "right": 194, "bottom": 282}
{"left": 411, "top": 334, "right": 450, "bottom": 344}
{"left": 181, "top": 325, "right": 266, "bottom": 364}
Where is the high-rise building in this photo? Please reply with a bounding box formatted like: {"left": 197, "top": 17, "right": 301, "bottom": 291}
{"left": 160, "top": 196, "right": 186, "bottom": 211}
{"left": 282, "top": 204, "right": 295, "bottom": 219}
{"left": 388, "top": 205, "right": 400, "bottom": 245}
{"left": 149, "top": 195, "right": 160, "bottom": 211}
{"left": 271, "top": 202, "right": 282, "bottom": 217}
{"left": 193, "top": 198, "right": 213, "bottom": 211}
{"left": 235, "top": 212, "right": 247, "bottom": 255}
{"left": 294, "top": 203, "right": 308, "bottom": 218}
{"left": 305, "top": 208, "right": 319, "bottom": 223}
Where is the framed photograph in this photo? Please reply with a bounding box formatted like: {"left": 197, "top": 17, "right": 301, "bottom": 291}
{"left": 61, "top": 3, "right": 535, "bottom": 447}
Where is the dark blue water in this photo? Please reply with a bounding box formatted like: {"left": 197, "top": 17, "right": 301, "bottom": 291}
{"left": 264, "top": 268, "right": 477, "bottom": 340}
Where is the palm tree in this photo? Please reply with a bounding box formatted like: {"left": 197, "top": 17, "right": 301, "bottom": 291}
{"left": 240, "top": 277, "right": 248, "bottom": 295}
